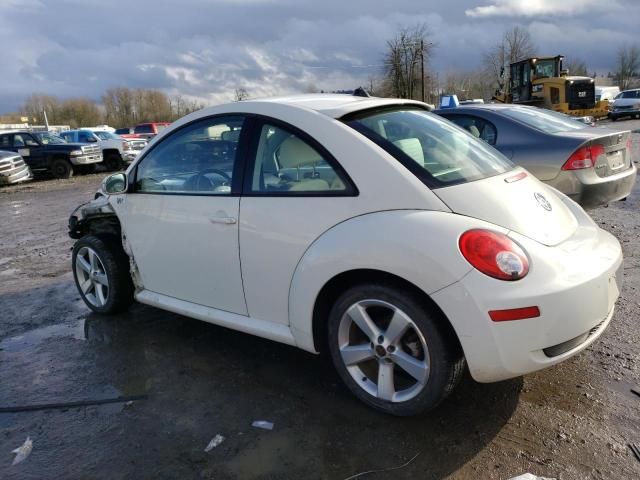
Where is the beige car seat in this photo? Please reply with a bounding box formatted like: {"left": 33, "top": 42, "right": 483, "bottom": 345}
{"left": 277, "top": 136, "right": 329, "bottom": 191}
{"left": 392, "top": 138, "right": 425, "bottom": 166}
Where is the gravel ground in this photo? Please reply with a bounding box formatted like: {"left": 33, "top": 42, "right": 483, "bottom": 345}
{"left": 0, "top": 119, "right": 639, "bottom": 479}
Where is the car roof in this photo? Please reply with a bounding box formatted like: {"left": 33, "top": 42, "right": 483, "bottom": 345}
{"left": 207, "top": 94, "right": 430, "bottom": 119}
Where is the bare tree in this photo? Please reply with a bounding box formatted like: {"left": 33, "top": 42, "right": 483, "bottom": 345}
{"left": 103, "top": 87, "right": 136, "bottom": 127}
{"left": 565, "top": 58, "right": 589, "bottom": 77}
{"left": 234, "top": 88, "right": 249, "bottom": 101}
{"left": 615, "top": 44, "right": 640, "bottom": 90}
{"left": 21, "top": 94, "right": 62, "bottom": 124}
{"left": 484, "top": 26, "right": 535, "bottom": 93}
{"left": 304, "top": 83, "right": 319, "bottom": 94}
{"left": 59, "top": 98, "right": 102, "bottom": 128}
{"left": 169, "top": 94, "right": 205, "bottom": 121}
{"left": 383, "top": 24, "right": 433, "bottom": 100}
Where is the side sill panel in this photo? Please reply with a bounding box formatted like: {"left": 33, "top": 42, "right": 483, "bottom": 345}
{"left": 135, "top": 289, "right": 297, "bottom": 347}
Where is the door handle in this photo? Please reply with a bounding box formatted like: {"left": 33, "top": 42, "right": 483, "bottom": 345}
{"left": 210, "top": 217, "right": 237, "bottom": 225}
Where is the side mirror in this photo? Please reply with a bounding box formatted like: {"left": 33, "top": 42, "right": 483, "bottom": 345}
{"left": 102, "top": 173, "right": 127, "bottom": 195}
{"left": 87, "top": 137, "right": 98, "bottom": 143}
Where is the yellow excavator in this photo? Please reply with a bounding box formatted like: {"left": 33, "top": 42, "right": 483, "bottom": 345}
{"left": 493, "top": 55, "right": 609, "bottom": 119}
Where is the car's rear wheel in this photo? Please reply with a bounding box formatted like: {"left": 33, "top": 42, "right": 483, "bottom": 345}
{"left": 50, "top": 157, "right": 73, "bottom": 179}
{"left": 72, "top": 234, "right": 134, "bottom": 314}
{"left": 327, "top": 284, "right": 464, "bottom": 416}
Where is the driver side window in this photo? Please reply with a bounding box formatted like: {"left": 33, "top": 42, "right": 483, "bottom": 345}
{"left": 135, "top": 116, "right": 245, "bottom": 195}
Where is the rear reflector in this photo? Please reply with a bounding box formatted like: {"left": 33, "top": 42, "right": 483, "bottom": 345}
{"left": 489, "top": 306, "right": 540, "bottom": 322}
{"left": 562, "top": 144, "right": 605, "bottom": 171}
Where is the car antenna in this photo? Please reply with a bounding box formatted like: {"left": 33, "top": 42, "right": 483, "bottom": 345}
{"left": 353, "top": 87, "right": 370, "bottom": 98}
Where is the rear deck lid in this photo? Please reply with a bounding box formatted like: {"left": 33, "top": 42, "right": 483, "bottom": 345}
{"left": 435, "top": 169, "right": 578, "bottom": 246}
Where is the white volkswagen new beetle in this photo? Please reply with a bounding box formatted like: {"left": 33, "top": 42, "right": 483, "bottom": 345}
{"left": 68, "top": 94, "right": 623, "bottom": 415}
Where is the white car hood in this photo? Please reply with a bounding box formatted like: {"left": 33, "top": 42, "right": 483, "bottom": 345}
{"left": 433, "top": 168, "right": 578, "bottom": 247}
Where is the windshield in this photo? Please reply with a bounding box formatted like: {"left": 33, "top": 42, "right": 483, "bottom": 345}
{"left": 34, "top": 133, "right": 67, "bottom": 144}
{"left": 346, "top": 108, "right": 513, "bottom": 187}
{"left": 94, "top": 131, "right": 120, "bottom": 140}
{"left": 499, "top": 107, "right": 587, "bottom": 133}
{"left": 533, "top": 60, "right": 556, "bottom": 78}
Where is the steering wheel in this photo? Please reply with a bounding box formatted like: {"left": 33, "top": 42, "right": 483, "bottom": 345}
{"left": 189, "top": 168, "right": 232, "bottom": 191}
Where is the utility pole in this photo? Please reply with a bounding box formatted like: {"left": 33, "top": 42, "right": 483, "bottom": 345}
{"left": 420, "top": 39, "right": 425, "bottom": 102}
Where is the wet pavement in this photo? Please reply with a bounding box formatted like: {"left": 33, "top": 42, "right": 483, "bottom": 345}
{"left": 1, "top": 122, "right": 640, "bottom": 479}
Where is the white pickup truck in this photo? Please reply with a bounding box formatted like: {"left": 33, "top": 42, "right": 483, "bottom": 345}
{"left": 59, "top": 129, "right": 144, "bottom": 170}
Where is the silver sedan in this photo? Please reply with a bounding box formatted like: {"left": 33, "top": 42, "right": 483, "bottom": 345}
{"left": 436, "top": 104, "right": 637, "bottom": 208}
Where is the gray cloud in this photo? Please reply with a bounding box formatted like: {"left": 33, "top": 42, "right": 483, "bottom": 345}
{"left": 1, "top": 0, "right": 638, "bottom": 112}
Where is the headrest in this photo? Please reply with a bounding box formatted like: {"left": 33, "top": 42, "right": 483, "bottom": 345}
{"left": 392, "top": 138, "right": 424, "bottom": 166}
{"left": 221, "top": 129, "right": 241, "bottom": 142}
{"left": 277, "top": 136, "right": 323, "bottom": 169}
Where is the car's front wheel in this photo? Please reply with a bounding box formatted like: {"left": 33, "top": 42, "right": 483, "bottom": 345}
{"left": 72, "top": 234, "right": 134, "bottom": 314}
{"left": 328, "top": 284, "right": 464, "bottom": 416}
{"left": 104, "top": 153, "right": 122, "bottom": 171}
{"left": 50, "top": 157, "right": 73, "bottom": 179}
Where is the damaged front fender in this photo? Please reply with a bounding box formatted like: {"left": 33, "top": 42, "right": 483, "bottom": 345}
{"left": 68, "top": 194, "right": 117, "bottom": 239}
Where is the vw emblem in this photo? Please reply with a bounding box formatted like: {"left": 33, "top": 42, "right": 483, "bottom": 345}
{"left": 534, "top": 192, "right": 552, "bottom": 211}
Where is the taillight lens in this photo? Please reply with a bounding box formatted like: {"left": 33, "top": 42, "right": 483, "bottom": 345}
{"left": 627, "top": 136, "right": 633, "bottom": 152}
{"left": 562, "top": 144, "right": 605, "bottom": 170}
{"left": 459, "top": 229, "right": 529, "bottom": 281}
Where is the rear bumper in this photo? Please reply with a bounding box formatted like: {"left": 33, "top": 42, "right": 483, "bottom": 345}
{"left": 546, "top": 163, "right": 637, "bottom": 208}
{"left": 432, "top": 225, "right": 623, "bottom": 383}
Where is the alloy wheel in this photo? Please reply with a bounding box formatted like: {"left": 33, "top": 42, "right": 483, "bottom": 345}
{"left": 75, "top": 246, "right": 109, "bottom": 308}
{"left": 337, "top": 299, "right": 430, "bottom": 402}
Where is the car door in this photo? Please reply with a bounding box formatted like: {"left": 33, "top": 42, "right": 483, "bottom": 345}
{"left": 239, "top": 118, "right": 358, "bottom": 325}
{"left": 118, "top": 115, "right": 249, "bottom": 315}
{"left": 12, "top": 133, "right": 47, "bottom": 170}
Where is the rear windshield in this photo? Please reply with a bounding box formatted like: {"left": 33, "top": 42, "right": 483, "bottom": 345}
{"left": 499, "top": 107, "right": 587, "bottom": 133}
{"left": 345, "top": 108, "right": 513, "bottom": 187}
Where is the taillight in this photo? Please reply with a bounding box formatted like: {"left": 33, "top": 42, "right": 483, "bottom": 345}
{"left": 562, "top": 144, "right": 605, "bottom": 170}
{"left": 627, "top": 136, "right": 633, "bottom": 152}
{"left": 459, "top": 229, "right": 529, "bottom": 281}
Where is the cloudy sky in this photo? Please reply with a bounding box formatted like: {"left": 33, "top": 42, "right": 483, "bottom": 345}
{"left": 1, "top": 0, "right": 638, "bottom": 112}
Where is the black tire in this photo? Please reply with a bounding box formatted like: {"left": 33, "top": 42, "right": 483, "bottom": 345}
{"left": 104, "top": 152, "right": 122, "bottom": 171}
{"left": 327, "top": 283, "right": 464, "bottom": 416}
{"left": 72, "top": 234, "right": 134, "bottom": 314}
{"left": 50, "top": 157, "right": 73, "bottom": 179}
